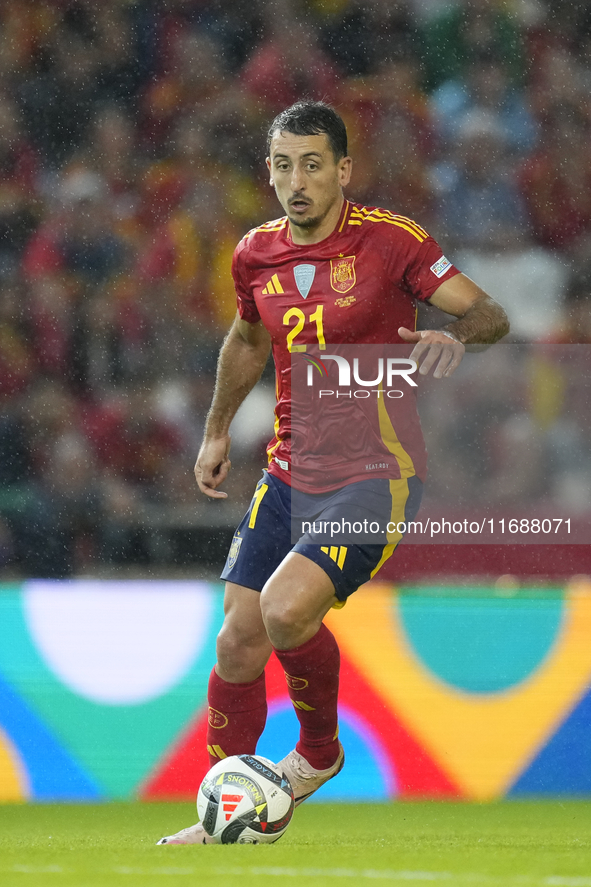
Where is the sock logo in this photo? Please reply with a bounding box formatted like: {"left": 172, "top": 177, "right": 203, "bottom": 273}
{"left": 292, "top": 699, "right": 316, "bottom": 711}
{"left": 208, "top": 707, "right": 229, "bottom": 729}
{"left": 207, "top": 743, "right": 227, "bottom": 760}
{"left": 284, "top": 673, "right": 309, "bottom": 690}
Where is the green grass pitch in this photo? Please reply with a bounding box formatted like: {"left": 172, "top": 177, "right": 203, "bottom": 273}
{"left": 1, "top": 801, "right": 591, "bottom": 887}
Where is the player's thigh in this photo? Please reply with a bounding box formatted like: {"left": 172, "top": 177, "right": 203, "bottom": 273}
{"left": 261, "top": 477, "right": 422, "bottom": 643}
{"left": 220, "top": 581, "right": 269, "bottom": 649}
{"left": 260, "top": 552, "right": 338, "bottom": 649}
{"left": 293, "top": 475, "right": 423, "bottom": 603}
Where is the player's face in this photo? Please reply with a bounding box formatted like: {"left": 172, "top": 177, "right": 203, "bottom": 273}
{"left": 267, "top": 131, "right": 352, "bottom": 242}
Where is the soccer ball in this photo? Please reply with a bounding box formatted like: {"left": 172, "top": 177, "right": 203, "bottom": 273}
{"left": 196, "top": 754, "right": 295, "bottom": 844}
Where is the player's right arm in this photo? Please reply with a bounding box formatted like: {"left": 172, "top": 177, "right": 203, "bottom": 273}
{"left": 194, "top": 314, "right": 271, "bottom": 499}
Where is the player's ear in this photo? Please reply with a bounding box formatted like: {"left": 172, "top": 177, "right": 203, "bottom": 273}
{"left": 266, "top": 156, "right": 273, "bottom": 186}
{"left": 338, "top": 156, "right": 352, "bottom": 188}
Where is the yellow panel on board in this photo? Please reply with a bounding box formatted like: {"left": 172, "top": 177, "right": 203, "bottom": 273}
{"left": 326, "top": 582, "right": 591, "bottom": 800}
{"left": 0, "top": 727, "right": 28, "bottom": 801}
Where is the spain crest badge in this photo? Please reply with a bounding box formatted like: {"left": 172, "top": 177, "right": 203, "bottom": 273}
{"left": 226, "top": 533, "right": 242, "bottom": 569}
{"left": 330, "top": 256, "right": 356, "bottom": 293}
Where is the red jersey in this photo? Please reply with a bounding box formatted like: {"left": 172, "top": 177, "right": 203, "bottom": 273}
{"left": 232, "top": 200, "right": 459, "bottom": 492}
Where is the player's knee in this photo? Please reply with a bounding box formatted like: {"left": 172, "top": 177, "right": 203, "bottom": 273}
{"left": 260, "top": 596, "right": 312, "bottom": 650}
{"left": 216, "top": 620, "right": 264, "bottom": 659}
{"left": 216, "top": 621, "right": 270, "bottom": 681}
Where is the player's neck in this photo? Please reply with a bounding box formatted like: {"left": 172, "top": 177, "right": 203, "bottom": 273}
{"left": 288, "top": 196, "right": 345, "bottom": 246}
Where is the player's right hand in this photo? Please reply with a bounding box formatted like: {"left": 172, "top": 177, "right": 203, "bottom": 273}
{"left": 194, "top": 436, "right": 232, "bottom": 499}
{"left": 398, "top": 327, "right": 465, "bottom": 378}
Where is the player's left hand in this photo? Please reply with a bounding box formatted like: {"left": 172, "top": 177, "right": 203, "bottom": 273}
{"left": 398, "top": 327, "right": 465, "bottom": 378}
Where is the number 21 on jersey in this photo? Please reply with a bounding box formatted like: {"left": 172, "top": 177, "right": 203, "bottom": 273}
{"left": 283, "top": 305, "right": 325, "bottom": 352}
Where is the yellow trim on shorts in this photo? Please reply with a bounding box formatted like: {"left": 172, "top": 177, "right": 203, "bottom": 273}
{"left": 248, "top": 483, "right": 268, "bottom": 529}
{"left": 370, "top": 478, "right": 410, "bottom": 579}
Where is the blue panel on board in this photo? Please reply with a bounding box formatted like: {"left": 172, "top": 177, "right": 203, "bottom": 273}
{"left": 509, "top": 685, "right": 591, "bottom": 796}
{"left": 0, "top": 676, "right": 102, "bottom": 800}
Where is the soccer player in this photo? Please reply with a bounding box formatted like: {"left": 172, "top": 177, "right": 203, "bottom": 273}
{"left": 158, "top": 101, "right": 509, "bottom": 845}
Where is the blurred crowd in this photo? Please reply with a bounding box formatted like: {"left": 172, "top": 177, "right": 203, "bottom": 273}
{"left": 1, "top": 0, "right": 591, "bottom": 576}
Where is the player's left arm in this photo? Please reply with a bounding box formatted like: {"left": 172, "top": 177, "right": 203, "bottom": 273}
{"left": 399, "top": 273, "right": 510, "bottom": 378}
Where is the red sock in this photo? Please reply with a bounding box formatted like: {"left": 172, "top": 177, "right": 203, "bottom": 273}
{"left": 206, "top": 668, "right": 267, "bottom": 767}
{"left": 273, "top": 623, "right": 340, "bottom": 771}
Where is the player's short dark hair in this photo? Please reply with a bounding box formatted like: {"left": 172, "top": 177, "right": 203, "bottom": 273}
{"left": 267, "top": 101, "right": 348, "bottom": 161}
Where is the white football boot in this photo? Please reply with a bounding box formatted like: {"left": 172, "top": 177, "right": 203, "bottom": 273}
{"left": 276, "top": 743, "right": 345, "bottom": 807}
{"left": 157, "top": 822, "right": 216, "bottom": 845}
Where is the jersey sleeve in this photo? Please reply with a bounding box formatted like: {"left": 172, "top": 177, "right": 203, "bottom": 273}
{"left": 231, "top": 236, "right": 261, "bottom": 324}
{"left": 399, "top": 231, "right": 460, "bottom": 303}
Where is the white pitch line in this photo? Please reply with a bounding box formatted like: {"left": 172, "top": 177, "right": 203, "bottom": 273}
{"left": 10, "top": 866, "right": 64, "bottom": 874}
{"left": 545, "top": 879, "right": 591, "bottom": 887}
{"left": 215, "top": 867, "right": 486, "bottom": 883}
{"left": 215, "top": 869, "right": 591, "bottom": 887}
{"left": 5, "top": 864, "right": 591, "bottom": 886}
{"left": 113, "top": 867, "right": 197, "bottom": 875}
{"left": 229, "top": 868, "right": 452, "bottom": 881}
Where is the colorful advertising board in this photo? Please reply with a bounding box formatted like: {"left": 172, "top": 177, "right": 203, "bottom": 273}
{"left": 1, "top": 580, "right": 591, "bottom": 802}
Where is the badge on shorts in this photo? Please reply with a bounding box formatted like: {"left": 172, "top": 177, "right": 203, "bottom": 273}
{"left": 330, "top": 256, "right": 356, "bottom": 293}
{"left": 227, "top": 533, "right": 242, "bottom": 570}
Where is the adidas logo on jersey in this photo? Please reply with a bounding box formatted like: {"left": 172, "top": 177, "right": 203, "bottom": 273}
{"left": 262, "top": 274, "right": 284, "bottom": 295}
